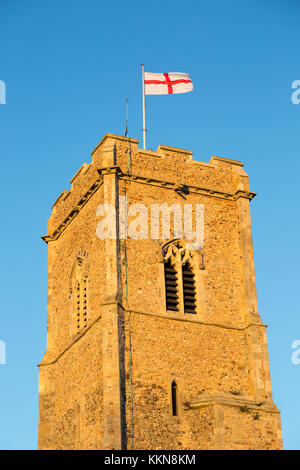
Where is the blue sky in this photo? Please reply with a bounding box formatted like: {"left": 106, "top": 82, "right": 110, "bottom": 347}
{"left": 0, "top": 0, "right": 299, "bottom": 450}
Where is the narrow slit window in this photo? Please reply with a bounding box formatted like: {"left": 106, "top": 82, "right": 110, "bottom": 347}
{"left": 182, "top": 263, "right": 196, "bottom": 314}
{"left": 171, "top": 381, "right": 178, "bottom": 416}
{"left": 164, "top": 260, "right": 179, "bottom": 312}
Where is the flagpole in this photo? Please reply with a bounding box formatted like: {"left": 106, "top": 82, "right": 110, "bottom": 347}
{"left": 125, "top": 97, "right": 128, "bottom": 137}
{"left": 142, "top": 64, "right": 146, "bottom": 150}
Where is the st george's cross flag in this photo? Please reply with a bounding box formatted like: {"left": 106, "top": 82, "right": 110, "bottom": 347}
{"left": 144, "top": 72, "right": 193, "bottom": 95}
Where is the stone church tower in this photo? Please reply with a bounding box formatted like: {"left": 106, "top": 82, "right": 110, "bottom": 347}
{"left": 38, "top": 133, "right": 283, "bottom": 450}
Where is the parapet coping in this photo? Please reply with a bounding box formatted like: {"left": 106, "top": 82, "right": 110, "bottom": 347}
{"left": 51, "top": 189, "right": 70, "bottom": 210}
{"left": 138, "top": 148, "right": 162, "bottom": 158}
{"left": 91, "top": 133, "right": 139, "bottom": 155}
{"left": 91, "top": 133, "right": 196, "bottom": 157}
{"left": 157, "top": 144, "right": 193, "bottom": 155}
{"left": 91, "top": 134, "right": 243, "bottom": 166}
{"left": 70, "top": 162, "right": 90, "bottom": 184}
{"left": 210, "top": 155, "right": 244, "bottom": 166}
{"left": 193, "top": 160, "right": 214, "bottom": 168}
{"left": 51, "top": 162, "right": 90, "bottom": 210}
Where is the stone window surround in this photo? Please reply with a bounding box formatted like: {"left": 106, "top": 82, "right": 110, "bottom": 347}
{"left": 159, "top": 239, "right": 205, "bottom": 318}
{"left": 69, "top": 250, "right": 90, "bottom": 337}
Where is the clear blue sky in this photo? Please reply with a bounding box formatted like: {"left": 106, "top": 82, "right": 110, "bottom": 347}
{"left": 0, "top": 0, "right": 299, "bottom": 450}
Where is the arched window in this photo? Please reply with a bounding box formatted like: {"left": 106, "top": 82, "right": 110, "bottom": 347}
{"left": 171, "top": 381, "right": 178, "bottom": 416}
{"left": 163, "top": 240, "right": 201, "bottom": 315}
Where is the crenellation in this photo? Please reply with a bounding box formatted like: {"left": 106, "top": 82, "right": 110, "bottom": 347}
{"left": 46, "top": 134, "right": 252, "bottom": 240}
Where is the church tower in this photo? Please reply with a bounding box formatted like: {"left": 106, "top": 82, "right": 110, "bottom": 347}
{"left": 38, "top": 134, "right": 283, "bottom": 450}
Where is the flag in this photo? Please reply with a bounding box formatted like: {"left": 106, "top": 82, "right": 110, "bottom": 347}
{"left": 144, "top": 72, "right": 193, "bottom": 95}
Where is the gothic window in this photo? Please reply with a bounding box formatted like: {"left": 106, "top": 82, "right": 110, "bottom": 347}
{"left": 163, "top": 240, "right": 202, "bottom": 315}
{"left": 171, "top": 380, "right": 178, "bottom": 416}
{"left": 70, "top": 252, "right": 89, "bottom": 336}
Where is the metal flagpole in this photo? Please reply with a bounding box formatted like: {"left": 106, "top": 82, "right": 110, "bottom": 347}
{"left": 125, "top": 97, "right": 129, "bottom": 137}
{"left": 142, "top": 64, "right": 146, "bottom": 150}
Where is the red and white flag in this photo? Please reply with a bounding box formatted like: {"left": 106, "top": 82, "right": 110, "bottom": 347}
{"left": 144, "top": 72, "right": 193, "bottom": 95}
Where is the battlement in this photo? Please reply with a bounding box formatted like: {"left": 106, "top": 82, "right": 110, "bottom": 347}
{"left": 44, "top": 133, "right": 254, "bottom": 241}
